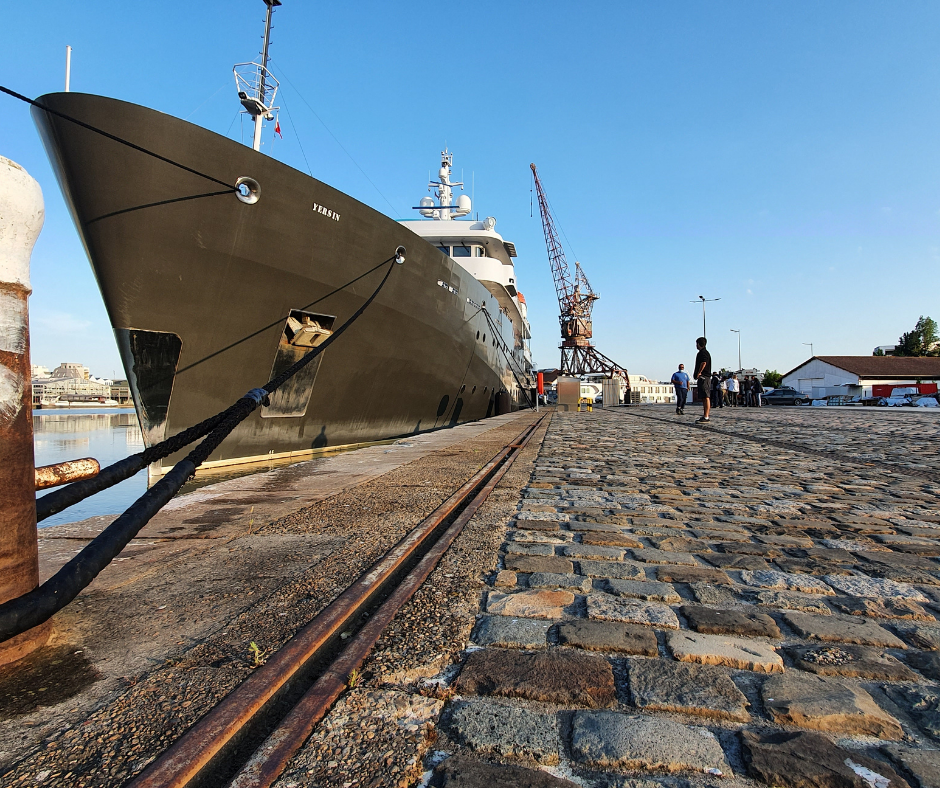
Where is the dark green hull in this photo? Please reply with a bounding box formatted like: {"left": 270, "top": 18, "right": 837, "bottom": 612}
{"left": 33, "top": 93, "right": 530, "bottom": 470}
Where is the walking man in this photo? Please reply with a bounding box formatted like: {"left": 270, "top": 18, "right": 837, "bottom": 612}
{"left": 729, "top": 374, "right": 738, "bottom": 407}
{"left": 671, "top": 363, "right": 690, "bottom": 415}
{"left": 694, "top": 337, "right": 712, "bottom": 423}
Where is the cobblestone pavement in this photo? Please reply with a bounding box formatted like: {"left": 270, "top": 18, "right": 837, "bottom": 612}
{"left": 428, "top": 406, "right": 940, "bottom": 788}
{"left": 0, "top": 414, "right": 540, "bottom": 788}
{"left": 664, "top": 406, "right": 940, "bottom": 477}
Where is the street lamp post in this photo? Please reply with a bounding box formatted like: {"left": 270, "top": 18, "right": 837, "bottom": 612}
{"left": 731, "top": 329, "right": 741, "bottom": 371}
{"left": 803, "top": 342, "right": 814, "bottom": 357}
{"left": 691, "top": 295, "right": 720, "bottom": 338}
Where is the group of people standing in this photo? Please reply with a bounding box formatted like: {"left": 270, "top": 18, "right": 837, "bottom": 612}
{"left": 709, "top": 372, "right": 764, "bottom": 409}
{"left": 669, "top": 336, "right": 764, "bottom": 424}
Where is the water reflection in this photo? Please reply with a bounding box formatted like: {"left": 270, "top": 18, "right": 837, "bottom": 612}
{"left": 32, "top": 408, "right": 321, "bottom": 528}
{"left": 34, "top": 411, "right": 142, "bottom": 438}
{"left": 34, "top": 408, "right": 147, "bottom": 528}
{"left": 38, "top": 438, "right": 91, "bottom": 451}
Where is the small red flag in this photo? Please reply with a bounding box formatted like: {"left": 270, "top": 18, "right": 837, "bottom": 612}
{"left": 274, "top": 116, "right": 282, "bottom": 138}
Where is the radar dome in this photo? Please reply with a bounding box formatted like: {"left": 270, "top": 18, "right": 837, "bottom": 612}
{"left": 419, "top": 195, "right": 434, "bottom": 217}
{"left": 454, "top": 194, "right": 471, "bottom": 218}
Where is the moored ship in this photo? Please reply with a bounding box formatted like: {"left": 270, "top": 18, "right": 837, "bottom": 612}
{"left": 32, "top": 1, "right": 534, "bottom": 474}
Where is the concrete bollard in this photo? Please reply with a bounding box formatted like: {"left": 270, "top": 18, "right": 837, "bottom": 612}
{"left": 0, "top": 156, "right": 50, "bottom": 665}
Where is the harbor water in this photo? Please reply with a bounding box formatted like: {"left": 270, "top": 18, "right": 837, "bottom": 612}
{"left": 33, "top": 408, "right": 146, "bottom": 528}
{"left": 32, "top": 407, "right": 360, "bottom": 528}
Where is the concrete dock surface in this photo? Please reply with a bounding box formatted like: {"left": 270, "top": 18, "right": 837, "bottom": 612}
{"left": 4, "top": 405, "right": 940, "bottom": 787}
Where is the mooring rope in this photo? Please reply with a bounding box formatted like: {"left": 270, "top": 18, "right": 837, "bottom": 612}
{"left": 1, "top": 256, "right": 400, "bottom": 642}
{"left": 1, "top": 85, "right": 234, "bottom": 190}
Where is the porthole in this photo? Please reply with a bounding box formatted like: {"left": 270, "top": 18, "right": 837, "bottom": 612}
{"left": 472, "top": 386, "right": 477, "bottom": 393}
{"left": 484, "top": 387, "right": 488, "bottom": 393}
{"left": 460, "top": 384, "right": 466, "bottom": 393}
{"left": 476, "top": 331, "right": 480, "bottom": 339}
{"left": 482, "top": 334, "right": 486, "bottom": 343}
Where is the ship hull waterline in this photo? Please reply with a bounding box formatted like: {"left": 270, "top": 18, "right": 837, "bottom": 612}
{"left": 33, "top": 93, "right": 531, "bottom": 474}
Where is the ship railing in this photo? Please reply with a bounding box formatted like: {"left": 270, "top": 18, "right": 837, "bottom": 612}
{"left": 233, "top": 62, "right": 279, "bottom": 116}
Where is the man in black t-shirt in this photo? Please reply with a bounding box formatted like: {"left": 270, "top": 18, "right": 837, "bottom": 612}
{"left": 694, "top": 336, "right": 712, "bottom": 423}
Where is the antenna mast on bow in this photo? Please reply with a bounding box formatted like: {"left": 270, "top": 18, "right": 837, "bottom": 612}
{"left": 234, "top": 0, "right": 282, "bottom": 152}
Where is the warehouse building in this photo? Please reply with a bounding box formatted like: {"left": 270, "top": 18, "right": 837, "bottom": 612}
{"left": 782, "top": 356, "right": 940, "bottom": 397}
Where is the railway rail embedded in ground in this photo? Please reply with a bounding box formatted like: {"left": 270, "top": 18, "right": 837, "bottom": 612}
{"left": 128, "top": 414, "right": 545, "bottom": 788}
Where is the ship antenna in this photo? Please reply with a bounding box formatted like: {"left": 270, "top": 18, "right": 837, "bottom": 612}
{"left": 234, "top": 0, "right": 282, "bottom": 152}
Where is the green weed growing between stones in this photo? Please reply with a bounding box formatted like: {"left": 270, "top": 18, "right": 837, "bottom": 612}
{"left": 248, "top": 641, "right": 268, "bottom": 668}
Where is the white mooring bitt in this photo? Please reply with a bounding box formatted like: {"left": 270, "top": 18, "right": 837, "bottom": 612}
{"left": 0, "top": 155, "right": 49, "bottom": 665}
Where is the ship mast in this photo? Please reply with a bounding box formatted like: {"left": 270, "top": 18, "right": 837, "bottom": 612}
{"left": 234, "top": 0, "right": 282, "bottom": 153}
{"left": 254, "top": 1, "right": 277, "bottom": 151}
{"left": 415, "top": 150, "right": 472, "bottom": 220}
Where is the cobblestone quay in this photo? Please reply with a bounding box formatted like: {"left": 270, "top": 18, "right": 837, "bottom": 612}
{"left": 7, "top": 406, "right": 940, "bottom": 788}
{"left": 429, "top": 406, "right": 940, "bottom": 788}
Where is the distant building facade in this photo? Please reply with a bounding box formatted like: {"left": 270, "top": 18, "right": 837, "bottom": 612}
{"left": 542, "top": 370, "right": 680, "bottom": 405}
{"left": 628, "top": 374, "right": 676, "bottom": 404}
{"left": 110, "top": 380, "right": 132, "bottom": 404}
{"left": 31, "top": 361, "right": 114, "bottom": 406}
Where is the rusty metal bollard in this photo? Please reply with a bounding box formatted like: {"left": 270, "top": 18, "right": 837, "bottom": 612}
{"left": 0, "top": 156, "right": 50, "bottom": 665}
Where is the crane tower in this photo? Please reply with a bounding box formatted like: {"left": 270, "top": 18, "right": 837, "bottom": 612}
{"left": 530, "top": 163, "right": 629, "bottom": 391}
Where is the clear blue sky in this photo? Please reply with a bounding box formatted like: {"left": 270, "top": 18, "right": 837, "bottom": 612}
{"left": 3, "top": 1, "right": 938, "bottom": 382}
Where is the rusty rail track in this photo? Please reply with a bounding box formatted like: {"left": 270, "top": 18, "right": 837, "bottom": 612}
{"left": 128, "top": 413, "right": 546, "bottom": 788}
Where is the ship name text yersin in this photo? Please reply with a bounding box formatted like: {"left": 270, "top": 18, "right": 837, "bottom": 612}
{"left": 312, "top": 201, "right": 341, "bottom": 222}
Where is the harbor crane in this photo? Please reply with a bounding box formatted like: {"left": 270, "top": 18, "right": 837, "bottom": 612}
{"left": 530, "top": 163, "right": 629, "bottom": 396}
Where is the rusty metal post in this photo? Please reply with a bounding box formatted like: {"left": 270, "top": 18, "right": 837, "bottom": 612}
{"left": 0, "top": 156, "right": 50, "bottom": 665}
{"left": 35, "top": 458, "right": 100, "bottom": 490}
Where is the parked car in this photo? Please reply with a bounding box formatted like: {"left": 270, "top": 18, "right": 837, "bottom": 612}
{"left": 762, "top": 387, "right": 811, "bottom": 406}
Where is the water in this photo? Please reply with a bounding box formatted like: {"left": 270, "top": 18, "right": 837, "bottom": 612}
{"left": 33, "top": 408, "right": 146, "bottom": 528}
{"left": 32, "top": 407, "right": 349, "bottom": 528}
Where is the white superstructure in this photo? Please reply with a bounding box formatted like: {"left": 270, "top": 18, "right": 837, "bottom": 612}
{"left": 629, "top": 374, "right": 677, "bottom": 404}
{"left": 399, "top": 150, "right": 533, "bottom": 374}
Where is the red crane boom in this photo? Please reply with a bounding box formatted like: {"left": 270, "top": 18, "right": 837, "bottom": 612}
{"left": 530, "top": 163, "right": 630, "bottom": 394}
